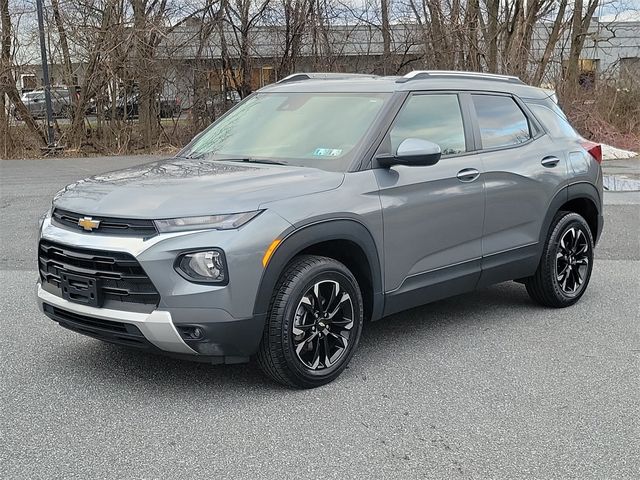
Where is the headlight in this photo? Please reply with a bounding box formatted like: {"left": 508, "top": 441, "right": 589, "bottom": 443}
{"left": 154, "top": 211, "right": 262, "bottom": 233}
{"left": 38, "top": 207, "right": 52, "bottom": 230}
{"left": 176, "top": 249, "right": 228, "bottom": 284}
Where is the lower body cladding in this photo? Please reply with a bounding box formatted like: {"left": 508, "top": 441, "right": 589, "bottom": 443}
{"left": 35, "top": 211, "right": 290, "bottom": 364}
{"left": 36, "top": 284, "right": 265, "bottom": 364}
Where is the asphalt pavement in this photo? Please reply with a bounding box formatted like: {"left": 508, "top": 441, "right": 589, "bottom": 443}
{"left": 1, "top": 156, "right": 639, "bottom": 479}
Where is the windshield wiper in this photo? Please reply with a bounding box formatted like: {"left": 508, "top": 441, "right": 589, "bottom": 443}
{"left": 222, "top": 157, "right": 287, "bottom": 166}
{"left": 175, "top": 154, "right": 286, "bottom": 165}
{"left": 174, "top": 152, "right": 205, "bottom": 160}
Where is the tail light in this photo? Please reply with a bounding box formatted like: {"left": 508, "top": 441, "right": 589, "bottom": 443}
{"left": 580, "top": 140, "right": 602, "bottom": 164}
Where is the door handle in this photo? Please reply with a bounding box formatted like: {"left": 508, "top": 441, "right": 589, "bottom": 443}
{"left": 456, "top": 168, "right": 480, "bottom": 182}
{"left": 541, "top": 156, "right": 560, "bottom": 167}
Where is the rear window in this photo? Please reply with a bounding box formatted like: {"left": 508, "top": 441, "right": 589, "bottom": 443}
{"left": 472, "top": 94, "right": 531, "bottom": 149}
{"left": 527, "top": 103, "right": 579, "bottom": 139}
{"left": 26, "top": 92, "right": 45, "bottom": 101}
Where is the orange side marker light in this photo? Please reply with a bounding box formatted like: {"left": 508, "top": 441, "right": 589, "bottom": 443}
{"left": 262, "top": 239, "right": 281, "bottom": 267}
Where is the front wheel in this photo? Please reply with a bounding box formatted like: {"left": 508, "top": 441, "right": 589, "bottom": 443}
{"left": 525, "top": 211, "right": 594, "bottom": 308}
{"left": 59, "top": 105, "right": 71, "bottom": 118}
{"left": 257, "top": 255, "right": 364, "bottom": 388}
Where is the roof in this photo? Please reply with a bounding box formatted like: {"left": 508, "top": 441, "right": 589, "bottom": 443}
{"left": 259, "top": 71, "right": 552, "bottom": 100}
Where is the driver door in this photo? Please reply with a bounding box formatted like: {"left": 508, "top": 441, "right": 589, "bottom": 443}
{"left": 373, "top": 92, "right": 485, "bottom": 315}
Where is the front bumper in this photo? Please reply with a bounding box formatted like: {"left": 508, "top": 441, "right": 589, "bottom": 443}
{"left": 36, "top": 209, "right": 292, "bottom": 361}
{"left": 37, "top": 282, "right": 196, "bottom": 354}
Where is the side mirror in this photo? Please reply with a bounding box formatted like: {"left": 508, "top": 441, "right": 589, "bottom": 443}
{"left": 377, "top": 138, "right": 442, "bottom": 168}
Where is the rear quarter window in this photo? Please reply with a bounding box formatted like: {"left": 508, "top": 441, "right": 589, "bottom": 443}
{"left": 527, "top": 103, "right": 579, "bottom": 139}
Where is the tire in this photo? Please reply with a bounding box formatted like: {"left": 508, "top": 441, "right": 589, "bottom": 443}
{"left": 525, "top": 211, "right": 594, "bottom": 308}
{"left": 257, "top": 255, "right": 364, "bottom": 388}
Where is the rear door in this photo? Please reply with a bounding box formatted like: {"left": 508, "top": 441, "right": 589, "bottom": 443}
{"left": 470, "top": 93, "right": 569, "bottom": 285}
{"left": 374, "top": 92, "right": 485, "bottom": 315}
{"left": 27, "top": 92, "right": 46, "bottom": 117}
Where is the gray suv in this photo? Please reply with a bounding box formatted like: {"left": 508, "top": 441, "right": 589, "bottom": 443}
{"left": 36, "top": 71, "right": 604, "bottom": 388}
{"left": 18, "top": 88, "right": 72, "bottom": 119}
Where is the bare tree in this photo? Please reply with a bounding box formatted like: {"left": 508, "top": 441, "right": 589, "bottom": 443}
{"left": 0, "top": 0, "right": 46, "bottom": 151}
{"left": 224, "top": 0, "right": 272, "bottom": 97}
{"left": 1, "top": 0, "right": 616, "bottom": 157}
{"left": 565, "top": 0, "right": 600, "bottom": 87}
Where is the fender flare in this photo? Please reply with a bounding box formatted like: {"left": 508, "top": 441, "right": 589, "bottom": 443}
{"left": 252, "top": 218, "right": 384, "bottom": 321}
{"left": 539, "top": 183, "right": 602, "bottom": 245}
{"left": 539, "top": 187, "right": 569, "bottom": 245}
{"left": 567, "top": 181, "right": 604, "bottom": 244}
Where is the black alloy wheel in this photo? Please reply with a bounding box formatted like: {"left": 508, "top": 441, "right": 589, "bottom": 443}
{"left": 291, "top": 280, "right": 355, "bottom": 370}
{"left": 257, "top": 255, "right": 364, "bottom": 388}
{"left": 555, "top": 226, "right": 591, "bottom": 295}
{"left": 525, "top": 211, "right": 594, "bottom": 307}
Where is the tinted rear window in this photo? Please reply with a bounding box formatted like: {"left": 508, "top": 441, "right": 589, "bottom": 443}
{"left": 472, "top": 95, "right": 531, "bottom": 149}
{"left": 527, "top": 103, "right": 579, "bottom": 139}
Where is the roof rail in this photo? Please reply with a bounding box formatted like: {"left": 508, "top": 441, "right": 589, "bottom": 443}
{"left": 396, "top": 70, "right": 524, "bottom": 85}
{"left": 277, "top": 72, "right": 379, "bottom": 84}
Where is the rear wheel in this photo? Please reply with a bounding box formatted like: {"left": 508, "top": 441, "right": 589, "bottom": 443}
{"left": 257, "top": 255, "right": 364, "bottom": 388}
{"left": 525, "top": 211, "right": 594, "bottom": 307}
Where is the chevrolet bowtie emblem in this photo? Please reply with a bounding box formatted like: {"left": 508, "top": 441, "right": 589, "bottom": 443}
{"left": 78, "top": 216, "right": 101, "bottom": 231}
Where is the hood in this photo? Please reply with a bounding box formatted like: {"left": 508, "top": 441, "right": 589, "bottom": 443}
{"left": 53, "top": 157, "right": 344, "bottom": 218}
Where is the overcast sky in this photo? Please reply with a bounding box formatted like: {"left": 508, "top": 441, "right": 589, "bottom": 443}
{"left": 599, "top": 0, "right": 640, "bottom": 20}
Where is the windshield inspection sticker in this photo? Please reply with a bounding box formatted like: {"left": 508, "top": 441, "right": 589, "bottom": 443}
{"left": 313, "top": 148, "right": 343, "bottom": 157}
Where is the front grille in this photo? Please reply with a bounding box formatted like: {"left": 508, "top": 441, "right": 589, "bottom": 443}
{"left": 43, "top": 303, "right": 154, "bottom": 349}
{"left": 39, "top": 239, "right": 160, "bottom": 310}
{"left": 52, "top": 208, "right": 158, "bottom": 237}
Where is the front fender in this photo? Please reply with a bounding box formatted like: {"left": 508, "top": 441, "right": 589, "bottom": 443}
{"left": 252, "top": 218, "right": 384, "bottom": 321}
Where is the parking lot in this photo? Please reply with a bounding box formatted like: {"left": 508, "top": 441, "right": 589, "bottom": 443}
{"left": 1, "top": 155, "right": 638, "bottom": 479}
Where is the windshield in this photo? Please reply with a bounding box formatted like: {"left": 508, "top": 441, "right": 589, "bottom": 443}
{"left": 180, "top": 92, "right": 391, "bottom": 171}
{"left": 24, "top": 92, "right": 45, "bottom": 101}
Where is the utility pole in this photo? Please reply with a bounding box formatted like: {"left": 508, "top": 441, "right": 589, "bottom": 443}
{"left": 35, "top": 0, "right": 55, "bottom": 147}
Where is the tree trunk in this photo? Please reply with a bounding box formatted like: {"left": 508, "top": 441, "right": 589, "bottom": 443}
{"left": 565, "top": 0, "right": 584, "bottom": 87}
{"left": 532, "top": 0, "right": 568, "bottom": 85}
{"left": 380, "top": 0, "right": 391, "bottom": 74}
{"left": 486, "top": 0, "right": 499, "bottom": 72}
{"left": 68, "top": 0, "right": 114, "bottom": 147}
{"left": 0, "top": 0, "right": 46, "bottom": 146}
{"left": 51, "top": 0, "right": 74, "bottom": 89}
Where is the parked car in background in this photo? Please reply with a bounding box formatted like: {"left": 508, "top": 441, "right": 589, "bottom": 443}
{"left": 13, "top": 87, "right": 97, "bottom": 120}
{"left": 106, "top": 92, "right": 182, "bottom": 119}
{"left": 205, "top": 90, "right": 241, "bottom": 117}
{"left": 188, "top": 90, "right": 241, "bottom": 121}
{"left": 15, "top": 88, "right": 72, "bottom": 119}
{"left": 211, "top": 90, "right": 241, "bottom": 108}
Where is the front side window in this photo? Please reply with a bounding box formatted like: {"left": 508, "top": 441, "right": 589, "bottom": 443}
{"left": 181, "top": 92, "right": 391, "bottom": 172}
{"left": 388, "top": 94, "right": 466, "bottom": 155}
{"left": 27, "top": 92, "right": 46, "bottom": 102}
{"left": 472, "top": 94, "right": 531, "bottom": 149}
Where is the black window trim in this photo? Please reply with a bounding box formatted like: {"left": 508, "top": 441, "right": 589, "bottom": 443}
{"left": 351, "top": 91, "right": 408, "bottom": 172}
{"left": 464, "top": 91, "right": 544, "bottom": 154}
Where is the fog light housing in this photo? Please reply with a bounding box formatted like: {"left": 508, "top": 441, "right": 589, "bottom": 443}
{"left": 176, "top": 249, "right": 228, "bottom": 284}
{"left": 177, "top": 326, "right": 206, "bottom": 340}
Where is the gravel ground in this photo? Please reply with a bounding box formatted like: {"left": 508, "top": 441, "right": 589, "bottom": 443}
{"left": 1, "top": 155, "right": 638, "bottom": 479}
